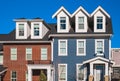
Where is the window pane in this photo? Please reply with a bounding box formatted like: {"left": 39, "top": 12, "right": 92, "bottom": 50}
{"left": 97, "top": 17, "right": 103, "bottom": 29}
{"left": 97, "top": 41, "right": 103, "bottom": 54}
{"left": 60, "top": 17, "right": 66, "bottom": 29}
{"left": 78, "top": 17, "right": 84, "bottom": 29}
{"left": 34, "top": 24, "right": 39, "bottom": 36}
{"left": 78, "top": 65, "right": 84, "bottom": 80}
{"left": 0, "top": 55, "right": 3, "bottom": 64}
{"left": 60, "top": 41, "right": 66, "bottom": 54}
{"left": 59, "top": 65, "right": 66, "bottom": 80}
{"left": 78, "top": 41, "right": 85, "bottom": 54}
{"left": 11, "top": 71, "right": 17, "bottom": 81}
{"left": 41, "top": 48, "right": 47, "bottom": 60}
{"left": 79, "top": 24, "right": 84, "bottom": 29}
{"left": 11, "top": 48, "right": 17, "bottom": 60}
{"left": 26, "top": 48, "right": 32, "bottom": 60}
{"left": 19, "top": 24, "right": 24, "bottom": 36}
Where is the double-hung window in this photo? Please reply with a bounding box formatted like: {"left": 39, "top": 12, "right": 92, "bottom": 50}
{"left": 58, "top": 64, "right": 67, "bottom": 81}
{"left": 18, "top": 24, "right": 24, "bottom": 36}
{"left": 41, "top": 48, "right": 47, "bottom": 60}
{"left": 11, "top": 48, "right": 17, "bottom": 60}
{"left": 95, "top": 39, "right": 104, "bottom": 55}
{"left": 59, "top": 40, "right": 67, "bottom": 56}
{"left": 26, "top": 71, "right": 28, "bottom": 81}
{"left": 11, "top": 71, "right": 17, "bottom": 81}
{"left": 0, "top": 54, "right": 3, "bottom": 64}
{"left": 77, "top": 39, "right": 86, "bottom": 56}
{"left": 78, "top": 17, "right": 84, "bottom": 29}
{"left": 26, "top": 48, "right": 32, "bottom": 60}
{"left": 34, "top": 24, "right": 39, "bottom": 36}
{"left": 97, "top": 17, "right": 103, "bottom": 29}
{"left": 60, "top": 17, "right": 66, "bottom": 30}
{"left": 77, "top": 64, "right": 84, "bottom": 81}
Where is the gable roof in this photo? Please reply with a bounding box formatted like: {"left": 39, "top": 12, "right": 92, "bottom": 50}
{"left": 91, "top": 6, "right": 110, "bottom": 18}
{"left": 52, "top": 6, "right": 71, "bottom": 18}
{"left": 72, "top": 6, "right": 90, "bottom": 17}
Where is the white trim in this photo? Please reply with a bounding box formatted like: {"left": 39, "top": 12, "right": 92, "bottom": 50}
{"left": 0, "top": 54, "right": 3, "bottom": 64}
{"left": 95, "top": 39, "right": 104, "bottom": 56}
{"left": 26, "top": 48, "right": 32, "bottom": 60}
{"left": 0, "top": 68, "right": 7, "bottom": 75}
{"left": 0, "top": 51, "right": 3, "bottom": 53}
{"left": 51, "top": 39, "right": 54, "bottom": 61}
{"left": 76, "top": 64, "right": 85, "bottom": 81}
{"left": 31, "top": 22, "right": 42, "bottom": 39}
{"left": 58, "top": 39, "right": 68, "bottom": 56}
{"left": 83, "top": 57, "right": 110, "bottom": 64}
{"left": 11, "top": 71, "right": 17, "bottom": 81}
{"left": 76, "top": 39, "right": 86, "bottom": 56}
{"left": 109, "top": 39, "right": 111, "bottom": 59}
{"left": 91, "top": 6, "right": 110, "bottom": 18}
{"left": 52, "top": 6, "right": 71, "bottom": 18}
{"left": 58, "top": 64, "right": 67, "bottom": 81}
{"left": 49, "top": 34, "right": 112, "bottom": 38}
{"left": 72, "top": 6, "right": 89, "bottom": 17}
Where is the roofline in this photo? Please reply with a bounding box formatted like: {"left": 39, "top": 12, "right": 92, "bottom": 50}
{"left": 49, "top": 34, "right": 112, "bottom": 38}
{"left": 72, "top": 6, "right": 90, "bottom": 17}
{"left": 0, "top": 68, "right": 7, "bottom": 75}
{"left": 0, "top": 41, "right": 52, "bottom": 43}
{"left": 83, "top": 57, "right": 113, "bottom": 64}
{"left": 91, "top": 6, "right": 110, "bottom": 18}
{"left": 52, "top": 6, "right": 71, "bottom": 18}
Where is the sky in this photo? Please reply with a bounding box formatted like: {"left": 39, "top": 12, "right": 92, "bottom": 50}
{"left": 0, "top": 0, "right": 120, "bottom": 48}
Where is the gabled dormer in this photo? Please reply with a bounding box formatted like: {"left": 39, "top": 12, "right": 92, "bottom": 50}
{"left": 30, "top": 18, "right": 49, "bottom": 39}
{"left": 72, "top": 6, "right": 89, "bottom": 33}
{"left": 91, "top": 6, "right": 110, "bottom": 33}
{"left": 52, "top": 6, "right": 71, "bottom": 33}
{"left": 14, "top": 18, "right": 30, "bottom": 39}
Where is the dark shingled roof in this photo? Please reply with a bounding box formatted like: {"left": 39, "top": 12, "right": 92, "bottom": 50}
{"left": 0, "top": 65, "right": 7, "bottom": 75}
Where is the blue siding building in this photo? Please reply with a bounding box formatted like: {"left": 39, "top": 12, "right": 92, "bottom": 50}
{"left": 50, "top": 6, "right": 113, "bottom": 81}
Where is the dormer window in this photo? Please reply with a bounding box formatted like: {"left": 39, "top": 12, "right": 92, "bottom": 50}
{"left": 34, "top": 24, "right": 39, "bottom": 36}
{"left": 97, "top": 17, "right": 103, "bottom": 29}
{"left": 18, "top": 24, "right": 24, "bottom": 36}
{"left": 78, "top": 17, "right": 84, "bottom": 29}
{"left": 60, "top": 17, "right": 66, "bottom": 30}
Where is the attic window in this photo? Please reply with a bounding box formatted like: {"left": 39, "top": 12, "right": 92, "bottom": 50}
{"left": 78, "top": 17, "right": 84, "bottom": 29}
{"left": 18, "top": 24, "right": 24, "bottom": 36}
{"left": 34, "top": 24, "right": 39, "bottom": 36}
{"left": 97, "top": 17, "right": 103, "bottom": 29}
{"left": 60, "top": 17, "right": 66, "bottom": 30}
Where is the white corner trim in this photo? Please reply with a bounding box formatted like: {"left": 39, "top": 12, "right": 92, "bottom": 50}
{"left": 58, "top": 39, "right": 68, "bottom": 56}
{"left": 76, "top": 39, "right": 86, "bottom": 56}
{"left": 109, "top": 39, "right": 111, "bottom": 59}
{"left": 52, "top": 6, "right": 71, "bottom": 18}
{"left": 58, "top": 64, "right": 67, "bottom": 81}
{"left": 91, "top": 6, "right": 110, "bottom": 18}
{"left": 95, "top": 39, "right": 104, "bottom": 56}
{"left": 72, "top": 6, "right": 90, "bottom": 17}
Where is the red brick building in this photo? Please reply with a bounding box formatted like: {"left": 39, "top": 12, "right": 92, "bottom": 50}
{"left": 0, "top": 18, "right": 53, "bottom": 81}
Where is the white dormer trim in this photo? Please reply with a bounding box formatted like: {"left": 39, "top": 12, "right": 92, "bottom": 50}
{"left": 31, "top": 22, "right": 42, "bottom": 39}
{"left": 94, "top": 11, "right": 106, "bottom": 32}
{"left": 91, "top": 6, "right": 110, "bottom": 18}
{"left": 72, "top": 6, "right": 90, "bottom": 17}
{"left": 16, "top": 22, "right": 28, "bottom": 39}
{"left": 52, "top": 6, "right": 71, "bottom": 18}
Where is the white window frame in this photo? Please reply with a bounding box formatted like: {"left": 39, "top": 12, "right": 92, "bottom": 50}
{"left": 60, "top": 17, "right": 66, "bottom": 30}
{"left": 76, "top": 64, "right": 85, "bottom": 81}
{"left": 26, "top": 48, "right": 32, "bottom": 60}
{"left": 31, "top": 22, "right": 42, "bottom": 39}
{"left": 11, "top": 48, "right": 17, "bottom": 60}
{"left": 41, "top": 48, "right": 48, "bottom": 60}
{"left": 77, "top": 39, "right": 86, "bottom": 56}
{"left": 11, "top": 71, "right": 17, "bottom": 81}
{"left": 58, "top": 39, "right": 68, "bottom": 56}
{"left": 0, "top": 54, "right": 3, "bottom": 64}
{"left": 94, "top": 11, "right": 106, "bottom": 32}
{"left": 16, "top": 22, "right": 28, "bottom": 39}
{"left": 95, "top": 39, "right": 104, "bottom": 56}
{"left": 26, "top": 71, "right": 28, "bottom": 81}
{"left": 58, "top": 64, "right": 67, "bottom": 81}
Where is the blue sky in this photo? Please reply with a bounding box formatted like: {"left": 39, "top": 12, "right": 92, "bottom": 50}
{"left": 0, "top": 0, "right": 120, "bottom": 48}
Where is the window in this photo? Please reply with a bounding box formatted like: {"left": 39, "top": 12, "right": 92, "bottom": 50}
{"left": 95, "top": 39, "right": 104, "bottom": 55}
{"left": 77, "top": 64, "right": 84, "bottom": 81}
{"left": 60, "top": 17, "right": 66, "bottom": 29}
{"left": 18, "top": 24, "right": 24, "bottom": 36}
{"left": 41, "top": 48, "right": 47, "bottom": 60}
{"left": 97, "top": 17, "right": 103, "bottom": 29}
{"left": 26, "top": 71, "right": 28, "bottom": 81}
{"left": 0, "top": 54, "right": 3, "bottom": 64}
{"left": 34, "top": 24, "right": 39, "bottom": 36}
{"left": 11, "top": 71, "right": 17, "bottom": 81}
{"left": 11, "top": 48, "right": 17, "bottom": 60}
{"left": 58, "top": 64, "right": 67, "bottom": 81}
{"left": 26, "top": 48, "right": 32, "bottom": 60}
{"left": 78, "top": 17, "right": 84, "bottom": 29}
{"left": 77, "top": 39, "right": 86, "bottom": 56}
{"left": 59, "top": 40, "right": 67, "bottom": 56}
